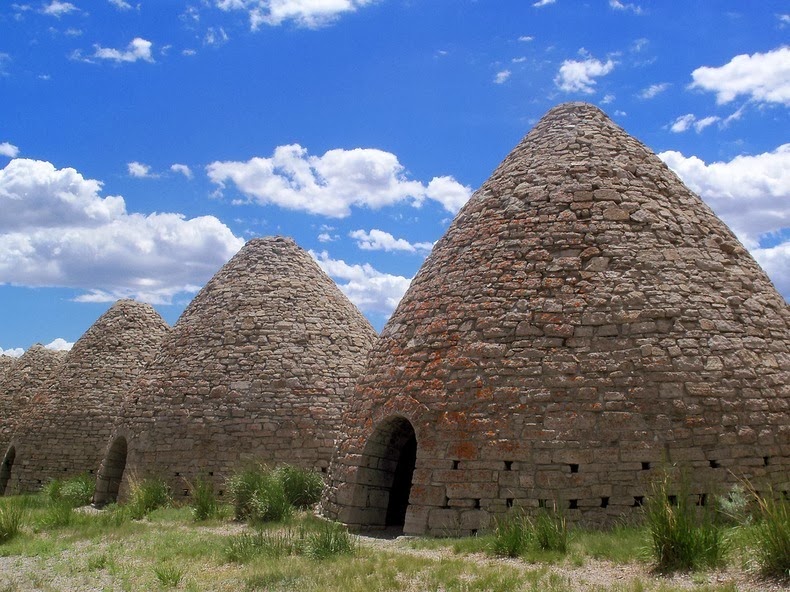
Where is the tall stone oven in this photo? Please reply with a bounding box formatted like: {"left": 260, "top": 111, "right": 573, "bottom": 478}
{"left": 321, "top": 103, "right": 790, "bottom": 535}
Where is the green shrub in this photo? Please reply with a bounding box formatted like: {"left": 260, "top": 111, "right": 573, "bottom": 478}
{"left": 227, "top": 465, "right": 292, "bottom": 523}
{"left": 227, "top": 466, "right": 269, "bottom": 521}
{"left": 750, "top": 489, "right": 790, "bottom": 579}
{"left": 59, "top": 474, "right": 94, "bottom": 508}
{"left": 0, "top": 503, "right": 24, "bottom": 543}
{"left": 41, "top": 474, "right": 94, "bottom": 508}
{"left": 646, "top": 470, "right": 724, "bottom": 571}
{"left": 249, "top": 477, "right": 292, "bottom": 523}
{"left": 275, "top": 466, "right": 324, "bottom": 509}
{"left": 304, "top": 521, "right": 355, "bottom": 559}
{"left": 718, "top": 484, "right": 753, "bottom": 526}
{"left": 190, "top": 476, "right": 220, "bottom": 522}
{"left": 127, "top": 476, "right": 171, "bottom": 519}
{"left": 41, "top": 478, "right": 64, "bottom": 503}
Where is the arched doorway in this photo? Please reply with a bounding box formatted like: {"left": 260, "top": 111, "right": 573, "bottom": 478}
{"left": 93, "top": 437, "right": 127, "bottom": 505}
{"left": 0, "top": 447, "right": 16, "bottom": 495}
{"left": 356, "top": 416, "right": 417, "bottom": 531}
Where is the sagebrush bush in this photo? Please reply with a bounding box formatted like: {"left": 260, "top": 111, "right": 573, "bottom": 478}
{"left": 0, "top": 503, "right": 24, "bottom": 543}
{"left": 127, "top": 476, "right": 170, "bottom": 519}
{"left": 646, "top": 470, "right": 724, "bottom": 571}
{"left": 275, "top": 466, "right": 324, "bottom": 509}
{"left": 41, "top": 474, "right": 94, "bottom": 508}
{"left": 59, "top": 474, "right": 94, "bottom": 508}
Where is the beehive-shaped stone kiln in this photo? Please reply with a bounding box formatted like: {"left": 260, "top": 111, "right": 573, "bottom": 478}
{"left": 0, "top": 356, "right": 13, "bottom": 382}
{"left": 321, "top": 102, "right": 790, "bottom": 535}
{"left": 8, "top": 300, "right": 169, "bottom": 493}
{"left": 94, "top": 236, "right": 377, "bottom": 504}
{"left": 1, "top": 345, "right": 67, "bottom": 494}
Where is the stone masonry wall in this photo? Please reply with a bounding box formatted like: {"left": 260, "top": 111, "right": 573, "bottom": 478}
{"left": 322, "top": 103, "right": 790, "bottom": 536}
{"left": 1, "top": 346, "right": 66, "bottom": 463}
{"left": 10, "top": 300, "right": 169, "bottom": 493}
{"left": 101, "top": 237, "right": 377, "bottom": 503}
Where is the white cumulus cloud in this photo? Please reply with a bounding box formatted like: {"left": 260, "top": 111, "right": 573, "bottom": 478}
{"left": 42, "top": 1, "right": 77, "bottom": 17}
{"left": 532, "top": 0, "right": 556, "bottom": 7}
{"left": 638, "top": 82, "right": 669, "bottom": 99}
{"left": 45, "top": 337, "right": 73, "bottom": 351}
{"left": 108, "top": 0, "right": 133, "bottom": 9}
{"left": 215, "top": 0, "right": 375, "bottom": 29}
{"left": 0, "top": 143, "right": 20, "bottom": 158}
{"left": 609, "top": 0, "right": 643, "bottom": 14}
{"left": 92, "top": 37, "right": 154, "bottom": 63}
{"left": 0, "top": 158, "right": 245, "bottom": 304}
{"left": 555, "top": 55, "right": 615, "bottom": 93}
{"left": 669, "top": 113, "right": 720, "bottom": 133}
{"left": 206, "top": 144, "right": 472, "bottom": 217}
{"left": 494, "top": 69, "right": 511, "bottom": 84}
{"left": 659, "top": 145, "right": 790, "bottom": 298}
{"left": 690, "top": 46, "right": 790, "bottom": 106}
{"left": 310, "top": 250, "right": 412, "bottom": 317}
{"left": 350, "top": 229, "right": 433, "bottom": 254}
{"left": 170, "top": 164, "right": 193, "bottom": 179}
{"left": 128, "top": 161, "right": 155, "bottom": 177}
{"left": 0, "top": 347, "right": 24, "bottom": 358}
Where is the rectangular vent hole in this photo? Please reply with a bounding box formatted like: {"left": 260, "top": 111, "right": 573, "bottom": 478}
{"left": 473, "top": 499, "right": 481, "bottom": 509}
{"left": 641, "top": 462, "right": 650, "bottom": 471}
{"left": 452, "top": 460, "right": 460, "bottom": 470}
{"left": 667, "top": 495, "right": 677, "bottom": 506}
{"left": 506, "top": 498, "right": 514, "bottom": 508}
{"left": 709, "top": 460, "right": 720, "bottom": 469}
{"left": 569, "top": 463, "right": 579, "bottom": 473}
{"left": 538, "top": 499, "right": 548, "bottom": 509}
{"left": 569, "top": 499, "right": 578, "bottom": 509}
{"left": 633, "top": 496, "right": 644, "bottom": 507}
{"left": 600, "top": 497, "right": 609, "bottom": 508}
{"left": 696, "top": 493, "right": 707, "bottom": 507}
{"left": 504, "top": 460, "right": 513, "bottom": 471}
{"left": 763, "top": 456, "right": 770, "bottom": 466}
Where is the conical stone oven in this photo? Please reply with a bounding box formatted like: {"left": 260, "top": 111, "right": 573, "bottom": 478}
{"left": 8, "top": 300, "right": 169, "bottom": 493}
{"left": 0, "top": 345, "right": 68, "bottom": 494}
{"left": 321, "top": 102, "right": 790, "bottom": 536}
{"left": 96, "top": 237, "right": 378, "bottom": 504}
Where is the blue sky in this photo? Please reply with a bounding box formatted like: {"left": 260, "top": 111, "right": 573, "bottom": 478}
{"left": 1, "top": 0, "right": 788, "bottom": 356}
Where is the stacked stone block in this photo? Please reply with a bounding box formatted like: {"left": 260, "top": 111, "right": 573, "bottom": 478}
{"left": 0, "top": 346, "right": 66, "bottom": 494}
{"left": 98, "top": 237, "right": 377, "bottom": 504}
{"left": 322, "top": 102, "right": 790, "bottom": 535}
{"left": 9, "top": 300, "right": 169, "bottom": 492}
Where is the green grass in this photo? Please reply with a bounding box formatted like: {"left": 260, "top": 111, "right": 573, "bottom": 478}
{"left": 275, "top": 466, "right": 324, "bottom": 510}
{"left": 190, "top": 475, "right": 222, "bottom": 521}
{"left": 0, "top": 503, "right": 24, "bottom": 543}
{"left": 126, "top": 476, "right": 172, "bottom": 519}
{"left": 645, "top": 469, "right": 725, "bottom": 572}
{"left": 748, "top": 488, "right": 790, "bottom": 579}
{"left": 489, "top": 509, "right": 568, "bottom": 559}
{"left": 0, "top": 487, "right": 784, "bottom": 591}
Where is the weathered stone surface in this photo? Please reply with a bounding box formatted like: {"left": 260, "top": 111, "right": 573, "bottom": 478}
{"left": 6, "top": 301, "right": 168, "bottom": 493}
{"left": 100, "top": 237, "right": 377, "bottom": 503}
{"left": 321, "top": 102, "right": 790, "bottom": 536}
{"left": 0, "top": 346, "right": 66, "bottom": 476}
